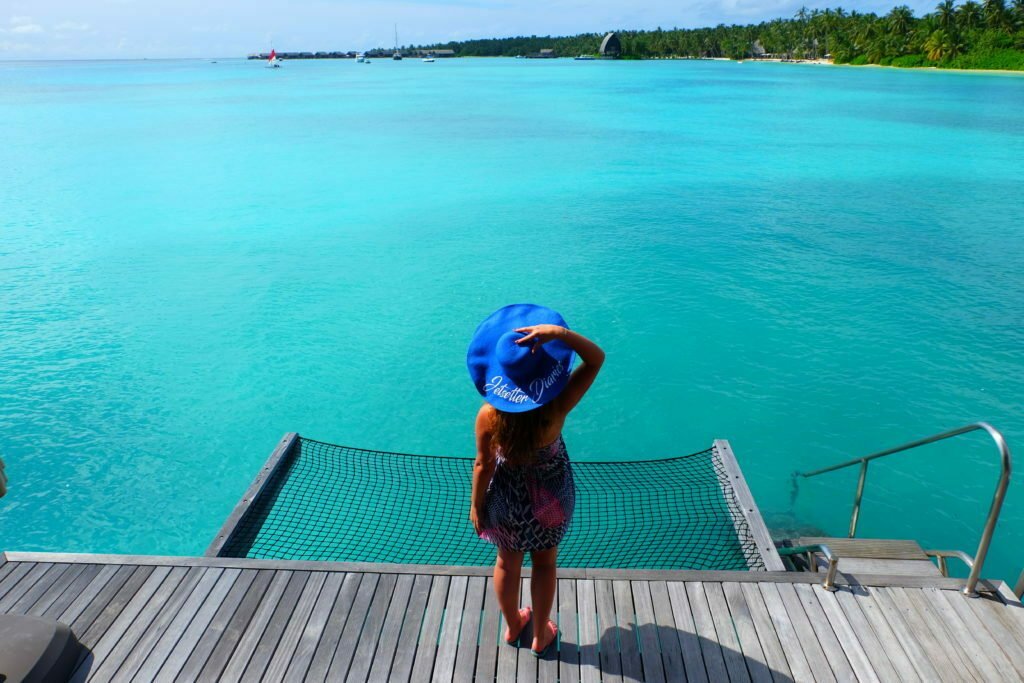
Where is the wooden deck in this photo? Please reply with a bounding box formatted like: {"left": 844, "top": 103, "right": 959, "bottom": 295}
{"left": 3, "top": 552, "right": 1023, "bottom": 681}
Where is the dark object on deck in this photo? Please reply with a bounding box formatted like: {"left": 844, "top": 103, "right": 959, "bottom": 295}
{"left": 0, "top": 614, "right": 82, "bottom": 682}
{"left": 600, "top": 32, "right": 621, "bottom": 59}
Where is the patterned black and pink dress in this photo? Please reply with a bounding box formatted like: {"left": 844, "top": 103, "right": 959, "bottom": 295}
{"left": 479, "top": 435, "right": 576, "bottom": 552}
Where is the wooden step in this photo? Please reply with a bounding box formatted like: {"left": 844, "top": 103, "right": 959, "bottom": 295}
{"left": 793, "top": 537, "right": 943, "bottom": 577}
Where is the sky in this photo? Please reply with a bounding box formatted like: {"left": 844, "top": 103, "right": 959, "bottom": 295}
{"left": 2, "top": 0, "right": 939, "bottom": 60}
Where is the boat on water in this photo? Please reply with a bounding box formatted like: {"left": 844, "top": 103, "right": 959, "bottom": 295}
{"left": 574, "top": 54, "right": 596, "bottom": 60}
{"left": 422, "top": 55, "right": 436, "bottom": 62}
{"left": 392, "top": 24, "right": 402, "bottom": 60}
{"left": 355, "top": 53, "right": 366, "bottom": 63}
{"left": 266, "top": 49, "right": 281, "bottom": 68}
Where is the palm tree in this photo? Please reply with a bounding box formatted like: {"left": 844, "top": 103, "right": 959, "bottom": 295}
{"left": 936, "top": 0, "right": 958, "bottom": 30}
{"left": 983, "top": 0, "right": 1008, "bottom": 28}
{"left": 958, "top": 1, "right": 985, "bottom": 30}
{"left": 887, "top": 5, "right": 915, "bottom": 36}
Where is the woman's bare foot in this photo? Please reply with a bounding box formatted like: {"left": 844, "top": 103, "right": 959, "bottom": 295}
{"left": 532, "top": 619, "right": 558, "bottom": 655}
{"left": 504, "top": 606, "right": 532, "bottom": 644}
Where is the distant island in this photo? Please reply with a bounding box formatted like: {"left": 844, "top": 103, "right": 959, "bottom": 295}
{"left": 409, "top": 2, "right": 1024, "bottom": 71}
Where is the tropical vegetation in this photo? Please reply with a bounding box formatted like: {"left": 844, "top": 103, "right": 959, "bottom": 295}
{"left": 412, "top": 1, "right": 1024, "bottom": 70}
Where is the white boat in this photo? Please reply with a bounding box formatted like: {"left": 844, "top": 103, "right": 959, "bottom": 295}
{"left": 422, "top": 55, "right": 435, "bottom": 62}
{"left": 356, "top": 53, "right": 366, "bottom": 63}
{"left": 574, "top": 55, "right": 595, "bottom": 61}
{"left": 393, "top": 25, "right": 402, "bottom": 60}
{"left": 266, "top": 49, "right": 281, "bottom": 68}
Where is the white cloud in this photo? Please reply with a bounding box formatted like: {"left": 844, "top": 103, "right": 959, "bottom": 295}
{"left": 12, "top": 23, "right": 43, "bottom": 34}
{"left": 55, "top": 21, "right": 91, "bottom": 31}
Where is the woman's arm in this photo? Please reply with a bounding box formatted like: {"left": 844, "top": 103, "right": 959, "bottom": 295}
{"left": 470, "top": 405, "right": 496, "bottom": 534}
{"left": 514, "top": 324, "right": 605, "bottom": 417}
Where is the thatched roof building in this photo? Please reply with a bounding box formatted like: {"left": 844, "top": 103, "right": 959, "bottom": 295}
{"left": 600, "top": 32, "right": 621, "bottom": 58}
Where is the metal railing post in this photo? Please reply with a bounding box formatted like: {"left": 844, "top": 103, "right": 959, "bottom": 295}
{"left": 1014, "top": 570, "right": 1024, "bottom": 599}
{"left": 849, "top": 460, "right": 868, "bottom": 538}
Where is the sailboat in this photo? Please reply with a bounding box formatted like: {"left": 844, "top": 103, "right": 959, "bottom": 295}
{"left": 266, "top": 49, "right": 281, "bottom": 68}
{"left": 393, "top": 25, "right": 402, "bottom": 60}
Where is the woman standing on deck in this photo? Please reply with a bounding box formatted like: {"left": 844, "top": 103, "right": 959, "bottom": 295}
{"left": 468, "top": 304, "right": 604, "bottom": 657}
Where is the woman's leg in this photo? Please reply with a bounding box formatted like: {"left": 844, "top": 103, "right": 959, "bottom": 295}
{"left": 530, "top": 546, "right": 558, "bottom": 650}
{"left": 495, "top": 548, "right": 529, "bottom": 641}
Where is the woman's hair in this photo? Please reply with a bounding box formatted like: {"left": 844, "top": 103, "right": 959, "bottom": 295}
{"left": 492, "top": 405, "right": 551, "bottom": 466}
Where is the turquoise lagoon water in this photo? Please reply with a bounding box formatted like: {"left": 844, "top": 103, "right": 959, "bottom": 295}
{"left": 2, "top": 58, "right": 1023, "bottom": 578}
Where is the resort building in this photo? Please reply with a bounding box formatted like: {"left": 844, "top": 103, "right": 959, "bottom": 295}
{"left": 600, "top": 32, "right": 621, "bottom": 59}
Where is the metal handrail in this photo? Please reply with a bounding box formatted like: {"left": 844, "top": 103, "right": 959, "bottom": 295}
{"left": 777, "top": 543, "right": 840, "bottom": 591}
{"left": 794, "top": 422, "right": 1011, "bottom": 597}
{"left": 924, "top": 549, "right": 975, "bottom": 578}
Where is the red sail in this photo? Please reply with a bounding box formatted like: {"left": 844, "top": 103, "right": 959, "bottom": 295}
{"left": 269, "top": 49, "right": 276, "bottom": 61}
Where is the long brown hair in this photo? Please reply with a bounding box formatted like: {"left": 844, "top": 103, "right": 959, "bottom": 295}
{"left": 492, "top": 405, "right": 552, "bottom": 466}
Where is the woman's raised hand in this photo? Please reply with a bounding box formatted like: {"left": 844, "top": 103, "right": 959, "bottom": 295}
{"left": 514, "top": 324, "right": 565, "bottom": 353}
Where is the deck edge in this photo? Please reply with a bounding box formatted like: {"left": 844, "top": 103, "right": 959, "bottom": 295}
{"left": 714, "top": 439, "right": 787, "bottom": 570}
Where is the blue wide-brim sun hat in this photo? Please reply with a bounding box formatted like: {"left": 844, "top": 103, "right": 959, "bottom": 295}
{"left": 467, "top": 304, "right": 576, "bottom": 413}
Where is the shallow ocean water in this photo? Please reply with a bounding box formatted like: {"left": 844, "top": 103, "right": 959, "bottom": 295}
{"left": 1, "top": 57, "right": 1023, "bottom": 579}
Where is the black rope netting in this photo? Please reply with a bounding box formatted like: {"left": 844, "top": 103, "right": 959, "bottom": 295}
{"left": 219, "top": 437, "right": 765, "bottom": 570}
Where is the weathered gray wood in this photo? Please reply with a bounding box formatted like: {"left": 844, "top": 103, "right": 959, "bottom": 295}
{"left": 412, "top": 575, "right": 450, "bottom": 681}
{"left": 797, "top": 537, "right": 929, "bottom": 560}
{"left": 807, "top": 585, "right": 881, "bottom": 683}
{"left": 213, "top": 569, "right": 291, "bottom": 682}
{"left": 57, "top": 564, "right": 121, "bottom": 625}
{"left": 348, "top": 573, "right": 399, "bottom": 682}
{"left": 284, "top": 571, "right": 345, "bottom": 680}
{"left": 595, "top": 579, "right": 622, "bottom": 683}
{"left": 79, "top": 565, "right": 156, "bottom": 647}
{"left": 663, "top": 581, "right": 707, "bottom": 683}
{"left": 863, "top": 587, "right": 940, "bottom": 682}
{"left": 829, "top": 587, "right": 904, "bottom": 682}
{"left": 494, "top": 580, "right": 518, "bottom": 683}
{"left": 306, "top": 572, "right": 362, "bottom": 681}
{"left": 85, "top": 565, "right": 179, "bottom": 681}
{"left": 262, "top": 570, "right": 327, "bottom": 682}
{"left": 537, "top": 578, "right": 559, "bottom": 683}
{"left": 785, "top": 583, "right": 856, "bottom": 682}
{"left": 931, "top": 587, "right": 1019, "bottom": 681}
{"left": 648, "top": 582, "right": 686, "bottom": 683}
{"left": 517, "top": 576, "right": 537, "bottom": 682}
{"left": 109, "top": 565, "right": 208, "bottom": 682}
{"left": 8, "top": 563, "right": 71, "bottom": 614}
{"left": 611, "top": 579, "right": 643, "bottom": 682}
{"left": 631, "top": 580, "right": 666, "bottom": 683}
{"left": 755, "top": 582, "right": 818, "bottom": 683}
{"left": 453, "top": 576, "right": 485, "bottom": 683}
{"left": 905, "top": 586, "right": 992, "bottom": 681}
{"left": 25, "top": 563, "right": 87, "bottom": 617}
{"left": 0, "top": 563, "right": 55, "bottom": 612}
{"left": 722, "top": 582, "right": 773, "bottom": 683}
{"left": 326, "top": 572, "right": 381, "bottom": 680}
{"left": 0, "top": 562, "right": 38, "bottom": 604}
{"left": 557, "top": 578, "right": 581, "bottom": 683}
{"left": 474, "top": 576, "right": 500, "bottom": 683}
{"left": 198, "top": 570, "right": 276, "bottom": 681}
{"left": 237, "top": 570, "right": 310, "bottom": 680}
{"left": 961, "top": 590, "right": 1024, "bottom": 678}
{"left": 154, "top": 567, "right": 242, "bottom": 682}
{"left": 433, "top": 574, "right": 468, "bottom": 683}
{"left": 886, "top": 586, "right": 981, "bottom": 683}
{"left": 176, "top": 569, "right": 259, "bottom": 681}
{"left": 737, "top": 582, "right": 792, "bottom": 683}
{"left": 388, "top": 573, "right": 433, "bottom": 683}
{"left": 836, "top": 587, "right": 919, "bottom": 683}
{"left": 41, "top": 564, "right": 102, "bottom": 619}
{"left": 704, "top": 582, "right": 753, "bottom": 683}
{"left": 367, "top": 573, "right": 415, "bottom": 683}
{"left": 715, "top": 440, "right": 786, "bottom": 570}
{"left": 576, "top": 579, "right": 601, "bottom": 683}
{"left": 683, "top": 581, "right": 728, "bottom": 683}
{"left": 205, "top": 431, "right": 299, "bottom": 557}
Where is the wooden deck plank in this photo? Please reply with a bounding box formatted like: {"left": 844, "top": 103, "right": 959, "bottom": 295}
{"left": 348, "top": 573, "right": 399, "bottom": 682}
{"left": 234, "top": 570, "right": 310, "bottom": 681}
{"left": 0, "top": 562, "right": 55, "bottom": 612}
{"left": 648, "top": 582, "right": 686, "bottom": 683}
{"left": 904, "top": 586, "right": 993, "bottom": 681}
{"left": 962, "top": 591, "right": 1024, "bottom": 678}
{"left": 474, "top": 576, "right": 500, "bottom": 683}
{"left": 683, "top": 581, "right": 727, "bottom": 683}
{"left": 367, "top": 573, "right": 416, "bottom": 683}
{"left": 25, "top": 563, "right": 87, "bottom": 617}
{"left": 664, "top": 581, "right": 708, "bottom": 683}
{"left": 56, "top": 564, "right": 121, "bottom": 625}
{"left": 886, "top": 586, "right": 981, "bottom": 683}
{"left": 86, "top": 565, "right": 182, "bottom": 682}
{"left": 198, "top": 570, "right": 276, "bottom": 682}
{"left": 611, "top": 579, "right": 644, "bottom": 682}
{"left": 306, "top": 572, "right": 362, "bottom": 681}
{"left": 8, "top": 563, "right": 72, "bottom": 614}
{"left": 66, "top": 564, "right": 138, "bottom": 637}
{"left": 931, "top": 587, "right": 1020, "bottom": 682}
{"left": 78, "top": 565, "right": 156, "bottom": 648}
{"left": 631, "top": 580, "right": 667, "bottom": 683}
{"left": 0, "top": 562, "right": 40, "bottom": 606}
{"left": 576, "top": 579, "right": 600, "bottom": 683}
{"left": 517, "top": 576, "right": 537, "bottom": 682}
{"left": 737, "top": 582, "right": 793, "bottom": 683}
{"left": 557, "top": 578, "right": 580, "bottom": 683}
{"left": 283, "top": 571, "right": 345, "bottom": 680}
{"left": 837, "top": 587, "right": 920, "bottom": 683}
{"left": 862, "top": 587, "right": 940, "bottom": 682}
{"left": 722, "top": 582, "right": 773, "bottom": 683}
{"left": 153, "top": 567, "right": 242, "bottom": 682}
{"left": 217, "top": 570, "right": 293, "bottom": 682}
{"left": 783, "top": 583, "right": 855, "bottom": 683}
{"left": 388, "top": 574, "right": 433, "bottom": 683}
{"left": 590, "top": 579, "right": 618, "bottom": 683}
{"left": 411, "top": 575, "right": 450, "bottom": 681}
{"left": 454, "top": 576, "right": 486, "bottom": 683}
{"left": 537, "top": 578, "right": 559, "bottom": 683}
{"left": 326, "top": 573, "right": 383, "bottom": 681}
{"left": 807, "top": 584, "right": 882, "bottom": 683}
{"left": 262, "top": 570, "right": 328, "bottom": 682}
{"left": 433, "top": 574, "right": 469, "bottom": 683}
{"left": 176, "top": 569, "right": 259, "bottom": 681}
{"left": 704, "top": 582, "right": 752, "bottom": 683}
{"left": 755, "top": 583, "right": 818, "bottom": 683}
{"left": 40, "top": 564, "right": 102, "bottom": 619}
{"left": 494, "top": 586, "right": 518, "bottom": 683}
